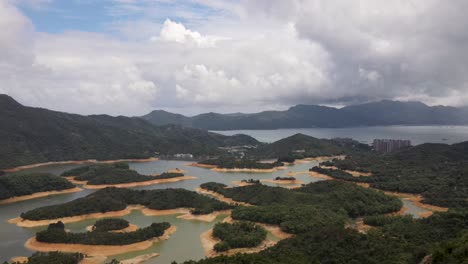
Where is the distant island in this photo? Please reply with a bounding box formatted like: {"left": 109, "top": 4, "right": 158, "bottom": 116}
{"left": 142, "top": 100, "right": 468, "bottom": 130}
{"left": 25, "top": 220, "right": 174, "bottom": 256}
{"left": 195, "top": 157, "right": 285, "bottom": 173}
{"left": 60, "top": 163, "right": 195, "bottom": 188}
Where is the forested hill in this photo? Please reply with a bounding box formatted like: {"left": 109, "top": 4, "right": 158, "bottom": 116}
{"left": 142, "top": 100, "right": 468, "bottom": 130}
{"left": 247, "top": 134, "right": 370, "bottom": 159}
{"left": 0, "top": 95, "right": 259, "bottom": 170}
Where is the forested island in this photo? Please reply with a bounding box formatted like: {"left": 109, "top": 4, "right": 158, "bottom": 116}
{"left": 198, "top": 157, "right": 284, "bottom": 171}
{"left": 91, "top": 218, "right": 130, "bottom": 232}
{"left": 61, "top": 163, "right": 188, "bottom": 186}
{"left": 6, "top": 252, "right": 84, "bottom": 264}
{"left": 0, "top": 173, "right": 78, "bottom": 202}
{"left": 212, "top": 222, "right": 267, "bottom": 252}
{"left": 18, "top": 187, "right": 231, "bottom": 222}
{"left": 35, "top": 221, "right": 170, "bottom": 245}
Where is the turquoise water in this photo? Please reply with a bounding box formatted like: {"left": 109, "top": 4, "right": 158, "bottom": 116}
{"left": 0, "top": 159, "right": 429, "bottom": 263}
{"left": 212, "top": 125, "right": 468, "bottom": 145}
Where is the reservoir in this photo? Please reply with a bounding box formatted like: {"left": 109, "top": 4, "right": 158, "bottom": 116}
{"left": 0, "top": 159, "right": 437, "bottom": 263}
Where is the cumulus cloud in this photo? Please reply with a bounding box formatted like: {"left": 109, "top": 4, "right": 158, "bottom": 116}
{"left": 1, "top": 0, "right": 468, "bottom": 116}
{"left": 156, "top": 19, "right": 223, "bottom": 47}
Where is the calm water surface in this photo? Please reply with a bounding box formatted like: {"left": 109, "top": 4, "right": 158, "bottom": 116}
{"left": 0, "top": 159, "right": 430, "bottom": 263}
{"left": 212, "top": 125, "right": 468, "bottom": 144}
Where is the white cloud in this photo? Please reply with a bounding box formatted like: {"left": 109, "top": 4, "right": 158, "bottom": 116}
{"left": 155, "top": 19, "right": 224, "bottom": 48}
{"left": 2, "top": 0, "right": 468, "bottom": 116}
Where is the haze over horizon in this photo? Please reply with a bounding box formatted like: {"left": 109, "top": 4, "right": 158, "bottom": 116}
{"left": 2, "top": 0, "right": 468, "bottom": 116}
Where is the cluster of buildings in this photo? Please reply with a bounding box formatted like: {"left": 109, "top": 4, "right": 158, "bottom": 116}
{"left": 372, "top": 139, "right": 411, "bottom": 153}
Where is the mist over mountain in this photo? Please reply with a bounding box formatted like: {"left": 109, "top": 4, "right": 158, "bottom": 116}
{"left": 142, "top": 100, "right": 468, "bottom": 130}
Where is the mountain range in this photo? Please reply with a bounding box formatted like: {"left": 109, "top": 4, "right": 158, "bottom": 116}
{"left": 142, "top": 100, "right": 468, "bottom": 130}
{"left": 0, "top": 95, "right": 258, "bottom": 170}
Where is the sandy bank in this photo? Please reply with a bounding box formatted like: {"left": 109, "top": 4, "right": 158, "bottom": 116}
{"left": 85, "top": 224, "right": 138, "bottom": 233}
{"left": 80, "top": 256, "right": 107, "bottom": 264}
{"left": 0, "top": 187, "right": 83, "bottom": 205}
{"left": 3, "top": 158, "right": 159, "bottom": 173}
{"left": 167, "top": 168, "right": 187, "bottom": 174}
{"left": 10, "top": 256, "right": 28, "bottom": 263}
{"left": 381, "top": 191, "right": 448, "bottom": 214}
{"left": 187, "top": 163, "right": 217, "bottom": 169}
{"left": 141, "top": 207, "right": 230, "bottom": 222}
{"left": 319, "top": 165, "right": 372, "bottom": 177}
{"left": 200, "top": 228, "right": 279, "bottom": 257}
{"left": 231, "top": 181, "right": 257, "bottom": 187}
{"left": 200, "top": 215, "right": 292, "bottom": 257}
{"left": 346, "top": 170, "right": 372, "bottom": 177}
{"left": 189, "top": 162, "right": 284, "bottom": 173}
{"left": 286, "top": 171, "right": 310, "bottom": 177}
{"left": 9, "top": 205, "right": 145, "bottom": 228}
{"left": 24, "top": 225, "right": 176, "bottom": 257}
{"left": 295, "top": 155, "right": 346, "bottom": 164}
{"left": 212, "top": 167, "right": 277, "bottom": 173}
{"left": 261, "top": 179, "right": 304, "bottom": 185}
{"left": 308, "top": 171, "right": 334, "bottom": 180}
{"left": 256, "top": 223, "right": 293, "bottom": 240}
{"left": 120, "top": 253, "right": 160, "bottom": 264}
{"left": 82, "top": 176, "right": 197, "bottom": 189}
{"left": 196, "top": 187, "right": 253, "bottom": 206}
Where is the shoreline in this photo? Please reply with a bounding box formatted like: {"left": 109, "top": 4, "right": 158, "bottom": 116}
{"left": 24, "top": 225, "right": 176, "bottom": 257}
{"left": 0, "top": 187, "right": 83, "bottom": 205}
{"left": 261, "top": 179, "right": 304, "bottom": 185}
{"left": 81, "top": 176, "right": 198, "bottom": 189}
{"left": 85, "top": 224, "right": 138, "bottom": 233}
{"left": 188, "top": 163, "right": 284, "bottom": 173}
{"left": 231, "top": 181, "right": 257, "bottom": 187}
{"left": 319, "top": 165, "right": 372, "bottom": 177}
{"left": 195, "top": 187, "right": 253, "bottom": 206}
{"left": 9, "top": 205, "right": 230, "bottom": 228}
{"left": 294, "top": 155, "right": 346, "bottom": 164}
{"left": 141, "top": 208, "right": 231, "bottom": 222}
{"left": 200, "top": 216, "right": 292, "bottom": 258}
{"left": 200, "top": 229, "right": 276, "bottom": 257}
{"left": 3, "top": 158, "right": 159, "bottom": 173}
{"left": 212, "top": 167, "right": 278, "bottom": 173}
{"left": 308, "top": 171, "right": 334, "bottom": 180}
{"left": 9, "top": 205, "right": 145, "bottom": 227}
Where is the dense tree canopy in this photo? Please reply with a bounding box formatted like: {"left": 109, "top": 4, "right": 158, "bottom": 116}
{"left": 21, "top": 187, "right": 231, "bottom": 220}
{"left": 60, "top": 163, "right": 185, "bottom": 185}
{"left": 0, "top": 173, "right": 75, "bottom": 200}
{"left": 212, "top": 222, "right": 267, "bottom": 252}
{"left": 36, "top": 221, "right": 170, "bottom": 245}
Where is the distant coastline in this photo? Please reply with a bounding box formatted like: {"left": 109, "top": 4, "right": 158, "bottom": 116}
{"left": 212, "top": 125, "right": 468, "bottom": 145}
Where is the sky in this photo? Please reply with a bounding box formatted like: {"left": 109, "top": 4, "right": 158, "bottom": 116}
{"left": 1, "top": 0, "right": 468, "bottom": 116}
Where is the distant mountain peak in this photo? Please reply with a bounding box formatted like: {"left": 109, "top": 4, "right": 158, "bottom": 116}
{"left": 141, "top": 99, "right": 468, "bottom": 129}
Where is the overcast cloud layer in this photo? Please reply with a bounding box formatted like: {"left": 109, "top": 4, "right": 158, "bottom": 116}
{"left": 1, "top": 0, "right": 468, "bottom": 115}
